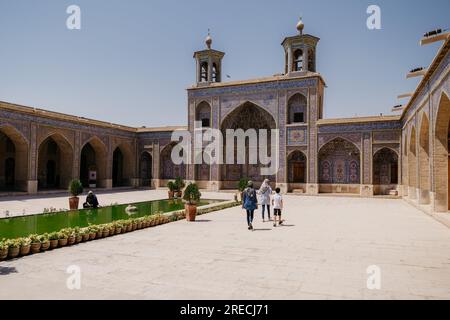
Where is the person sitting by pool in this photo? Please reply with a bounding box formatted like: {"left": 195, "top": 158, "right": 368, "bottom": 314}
{"left": 83, "top": 191, "right": 99, "bottom": 209}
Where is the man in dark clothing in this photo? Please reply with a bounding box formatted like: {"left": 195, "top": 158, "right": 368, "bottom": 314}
{"left": 83, "top": 191, "right": 99, "bottom": 209}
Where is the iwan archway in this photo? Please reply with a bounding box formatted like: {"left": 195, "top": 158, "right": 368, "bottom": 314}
{"left": 318, "top": 137, "right": 361, "bottom": 194}
{"left": 219, "top": 101, "right": 276, "bottom": 190}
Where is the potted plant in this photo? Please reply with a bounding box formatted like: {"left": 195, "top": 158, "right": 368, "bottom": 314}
{"left": 29, "top": 234, "right": 42, "bottom": 254}
{"left": 108, "top": 223, "right": 116, "bottom": 236}
{"left": 67, "top": 228, "right": 76, "bottom": 246}
{"left": 114, "top": 221, "right": 123, "bottom": 234}
{"left": 68, "top": 179, "right": 84, "bottom": 210}
{"left": 80, "top": 228, "right": 90, "bottom": 242}
{"left": 58, "top": 230, "right": 69, "bottom": 247}
{"left": 7, "top": 239, "right": 20, "bottom": 259}
{"left": 86, "top": 227, "right": 96, "bottom": 241}
{"left": 238, "top": 178, "right": 249, "bottom": 203}
{"left": 102, "top": 225, "right": 110, "bottom": 238}
{"left": 126, "top": 220, "right": 133, "bottom": 232}
{"left": 167, "top": 181, "right": 176, "bottom": 199}
{"left": 39, "top": 234, "right": 50, "bottom": 251}
{"left": 95, "top": 226, "right": 103, "bottom": 238}
{"left": 73, "top": 227, "right": 83, "bottom": 244}
{"left": 174, "top": 177, "right": 186, "bottom": 198}
{"left": 183, "top": 183, "right": 201, "bottom": 222}
{"left": 19, "top": 237, "right": 32, "bottom": 256}
{"left": 49, "top": 232, "right": 59, "bottom": 249}
{"left": 0, "top": 240, "right": 8, "bottom": 260}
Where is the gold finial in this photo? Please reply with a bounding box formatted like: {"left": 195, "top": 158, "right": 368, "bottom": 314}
{"left": 296, "top": 16, "right": 304, "bottom": 34}
{"left": 205, "top": 29, "right": 212, "bottom": 49}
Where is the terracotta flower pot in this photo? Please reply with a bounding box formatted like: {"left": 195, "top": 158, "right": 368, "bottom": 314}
{"left": 75, "top": 235, "right": 83, "bottom": 243}
{"left": 185, "top": 204, "right": 197, "bottom": 222}
{"left": 8, "top": 247, "right": 20, "bottom": 259}
{"left": 168, "top": 191, "right": 175, "bottom": 199}
{"left": 89, "top": 233, "right": 96, "bottom": 241}
{"left": 41, "top": 241, "right": 50, "bottom": 251}
{"left": 0, "top": 249, "right": 8, "bottom": 260}
{"left": 69, "top": 197, "right": 79, "bottom": 210}
{"left": 96, "top": 231, "right": 103, "bottom": 238}
{"left": 68, "top": 236, "right": 76, "bottom": 246}
{"left": 49, "top": 240, "right": 58, "bottom": 249}
{"left": 176, "top": 191, "right": 182, "bottom": 198}
{"left": 115, "top": 227, "right": 122, "bottom": 235}
{"left": 82, "top": 234, "right": 89, "bottom": 242}
{"left": 58, "top": 238, "right": 68, "bottom": 247}
{"left": 127, "top": 224, "right": 133, "bottom": 232}
{"left": 20, "top": 245, "right": 31, "bottom": 256}
{"left": 30, "top": 243, "right": 41, "bottom": 254}
{"left": 132, "top": 223, "right": 137, "bottom": 231}
{"left": 137, "top": 222, "right": 143, "bottom": 229}
{"left": 102, "top": 230, "right": 110, "bottom": 238}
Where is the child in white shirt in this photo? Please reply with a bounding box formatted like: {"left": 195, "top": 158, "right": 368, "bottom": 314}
{"left": 272, "top": 188, "right": 283, "bottom": 227}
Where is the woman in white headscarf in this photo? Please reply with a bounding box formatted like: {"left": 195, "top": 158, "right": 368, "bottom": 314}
{"left": 258, "top": 179, "right": 272, "bottom": 222}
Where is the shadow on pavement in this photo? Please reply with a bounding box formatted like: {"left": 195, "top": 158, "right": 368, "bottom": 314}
{"left": 0, "top": 266, "right": 18, "bottom": 275}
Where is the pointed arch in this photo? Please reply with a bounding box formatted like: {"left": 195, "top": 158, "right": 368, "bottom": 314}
{"left": 112, "top": 142, "right": 134, "bottom": 187}
{"left": 139, "top": 151, "right": 153, "bottom": 187}
{"left": 0, "top": 125, "right": 28, "bottom": 191}
{"left": 287, "top": 93, "right": 307, "bottom": 124}
{"left": 196, "top": 101, "right": 212, "bottom": 128}
{"left": 79, "top": 136, "right": 108, "bottom": 188}
{"left": 433, "top": 91, "right": 450, "bottom": 211}
{"left": 37, "top": 132, "right": 74, "bottom": 190}
{"left": 408, "top": 126, "right": 418, "bottom": 198}
{"left": 318, "top": 137, "right": 360, "bottom": 186}
{"left": 287, "top": 150, "right": 307, "bottom": 186}
{"left": 219, "top": 101, "right": 276, "bottom": 188}
{"left": 160, "top": 142, "right": 186, "bottom": 180}
{"left": 418, "top": 113, "right": 431, "bottom": 204}
{"left": 373, "top": 147, "right": 399, "bottom": 195}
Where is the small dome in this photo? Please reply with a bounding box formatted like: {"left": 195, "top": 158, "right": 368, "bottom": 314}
{"left": 205, "top": 33, "right": 212, "bottom": 49}
{"left": 296, "top": 17, "right": 304, "bottom": 34}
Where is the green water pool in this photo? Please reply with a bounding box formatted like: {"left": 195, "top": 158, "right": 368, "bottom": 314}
{"left": 0, "top": 199, "right": 216, "bottom": 239}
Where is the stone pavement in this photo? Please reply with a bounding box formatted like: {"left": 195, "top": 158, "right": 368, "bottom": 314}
{"left": 1, "top": 193, "right": 450, "bottom": 300}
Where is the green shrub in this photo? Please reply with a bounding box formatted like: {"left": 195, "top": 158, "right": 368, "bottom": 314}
{"left": 68, "top": 179, "right": 84, "bottom": 197}
{"left": 48, "top": 232, "right": 59, "bottom": 240}
{"left": 174, "top": 177, "right": 186, "bottom": 191}
{"left": 183, "top": 183, "right": 201, "bottom": 205}
{"left": 238, "top": 178, "right": 249, "bottom": 192}
{"left": 167, "top": 181, "right": 176, "bottom": 192}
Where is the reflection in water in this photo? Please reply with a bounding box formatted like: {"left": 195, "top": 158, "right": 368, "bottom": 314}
{"left": 0, "top": 199, "right": 216, "bottom": 239}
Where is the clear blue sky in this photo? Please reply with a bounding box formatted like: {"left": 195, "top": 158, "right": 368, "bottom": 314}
{"left": 0, "top": 0, "right": 449, "bottom": 127}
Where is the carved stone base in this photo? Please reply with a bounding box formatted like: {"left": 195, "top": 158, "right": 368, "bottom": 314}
{"left": 207, "top": 181, "right": 220, "bottom": 192}
{"left": 360, "top": 185, "right": 374, "bottom": 197}
{"left": 306, "top": 183, "right": 319, "bottom": 195}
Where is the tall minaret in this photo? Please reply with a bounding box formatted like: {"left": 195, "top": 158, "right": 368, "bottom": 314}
{"left": 282, "top": 17, "right": 320, "bottom": 74}
{"left": 193, "top": 31, "right": 225, "bottom": 85}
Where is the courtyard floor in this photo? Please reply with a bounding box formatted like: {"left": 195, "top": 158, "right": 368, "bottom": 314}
{"left": 1, "top": 191, "right": 450, "bottom": 300}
